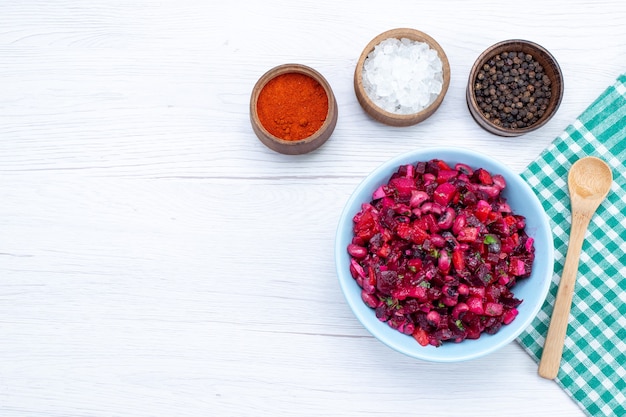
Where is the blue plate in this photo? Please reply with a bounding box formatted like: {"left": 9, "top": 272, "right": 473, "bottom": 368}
{"left": 335, "top": 147, "right": 553, "bottom": 362}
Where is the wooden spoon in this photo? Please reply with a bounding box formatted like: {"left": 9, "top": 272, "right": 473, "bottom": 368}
{"left": 538, "top": 156, "right": 613, "bottom": 380}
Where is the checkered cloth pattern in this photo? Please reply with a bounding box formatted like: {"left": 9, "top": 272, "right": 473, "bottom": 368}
{"left": 517, "top": 73, "right": 626, "bottom": 417}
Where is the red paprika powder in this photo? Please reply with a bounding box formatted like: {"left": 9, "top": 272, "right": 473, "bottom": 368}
{"left": 256, "top": 72, "right": 329, "bottom": 141}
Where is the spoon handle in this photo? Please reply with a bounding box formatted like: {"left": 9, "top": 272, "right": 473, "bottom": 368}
{"left": 538, "top": 212, "right": 591, "bottom": 379}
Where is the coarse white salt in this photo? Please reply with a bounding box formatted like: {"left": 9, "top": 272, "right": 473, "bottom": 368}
{"left": 362, "top": 37, "right": 444, "bottom": 115}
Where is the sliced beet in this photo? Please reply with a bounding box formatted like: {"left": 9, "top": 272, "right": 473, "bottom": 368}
{"left": 348, "top": 159, "right": 535, "bottom": 347}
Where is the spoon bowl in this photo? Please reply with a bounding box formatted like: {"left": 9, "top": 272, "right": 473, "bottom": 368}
{"left": 538, "top": 156, "right": 613, "bottom": 379}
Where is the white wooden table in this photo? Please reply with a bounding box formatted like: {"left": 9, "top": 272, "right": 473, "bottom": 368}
{"left": 1, "top": 1, "right": 624, "bottom": 416}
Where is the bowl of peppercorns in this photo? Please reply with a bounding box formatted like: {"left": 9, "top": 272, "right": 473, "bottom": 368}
{"left": 466, "top": 40, "right": 564, "bottom": 136}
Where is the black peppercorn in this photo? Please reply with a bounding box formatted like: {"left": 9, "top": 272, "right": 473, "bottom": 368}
{"left": 473, "top": 51, "right": 551, "bottom": 129}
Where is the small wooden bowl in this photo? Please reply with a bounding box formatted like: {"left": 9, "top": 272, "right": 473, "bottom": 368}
{"left": 250, "top": 64, "right": 338, "bottom": 155}
{"left": 354, "top": 28, "right": 451, "bottom": 127}
{"left": 466, "top": 39, "right": 564, "bottom": 137}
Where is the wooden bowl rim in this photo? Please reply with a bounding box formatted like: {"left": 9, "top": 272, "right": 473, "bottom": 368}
{"left": 354, "top": 28, "right": 451, "bottom": 127}
{"left": 466, "top": 39, "right": 564, "bottom": 137}
{"left": 249, "top": 63, "right": 338, "bottom": 154}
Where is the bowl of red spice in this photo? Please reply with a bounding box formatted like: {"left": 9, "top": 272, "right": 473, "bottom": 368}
{"left": 250, "top": 63, "right": 338, "bottom": 155}
{"left": 354, "top": 28, "right": 451, "bottom": 127}
{"left": 466, "top": 39, "right": 564, "bottom": 136}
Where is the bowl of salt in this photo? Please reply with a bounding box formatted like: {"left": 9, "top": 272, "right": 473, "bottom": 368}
{"left": 354, "top": 28, "right": 451, "bottom": 127}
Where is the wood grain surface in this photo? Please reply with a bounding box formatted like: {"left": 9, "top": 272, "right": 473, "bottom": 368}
{"left": 1, "top": 1, "right": 624, "bottom": 416}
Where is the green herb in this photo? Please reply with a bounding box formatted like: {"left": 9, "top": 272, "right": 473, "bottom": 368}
{"left": 484, "top": 234, "right": 497, "bottom": 244}
{"left": 384, "top": 297, "right": 401, "bottom": 309}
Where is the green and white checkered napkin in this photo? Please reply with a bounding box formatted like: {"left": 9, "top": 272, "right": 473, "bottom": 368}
{"left": 517, "top": 73, "right": 626, "bottom": 417}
